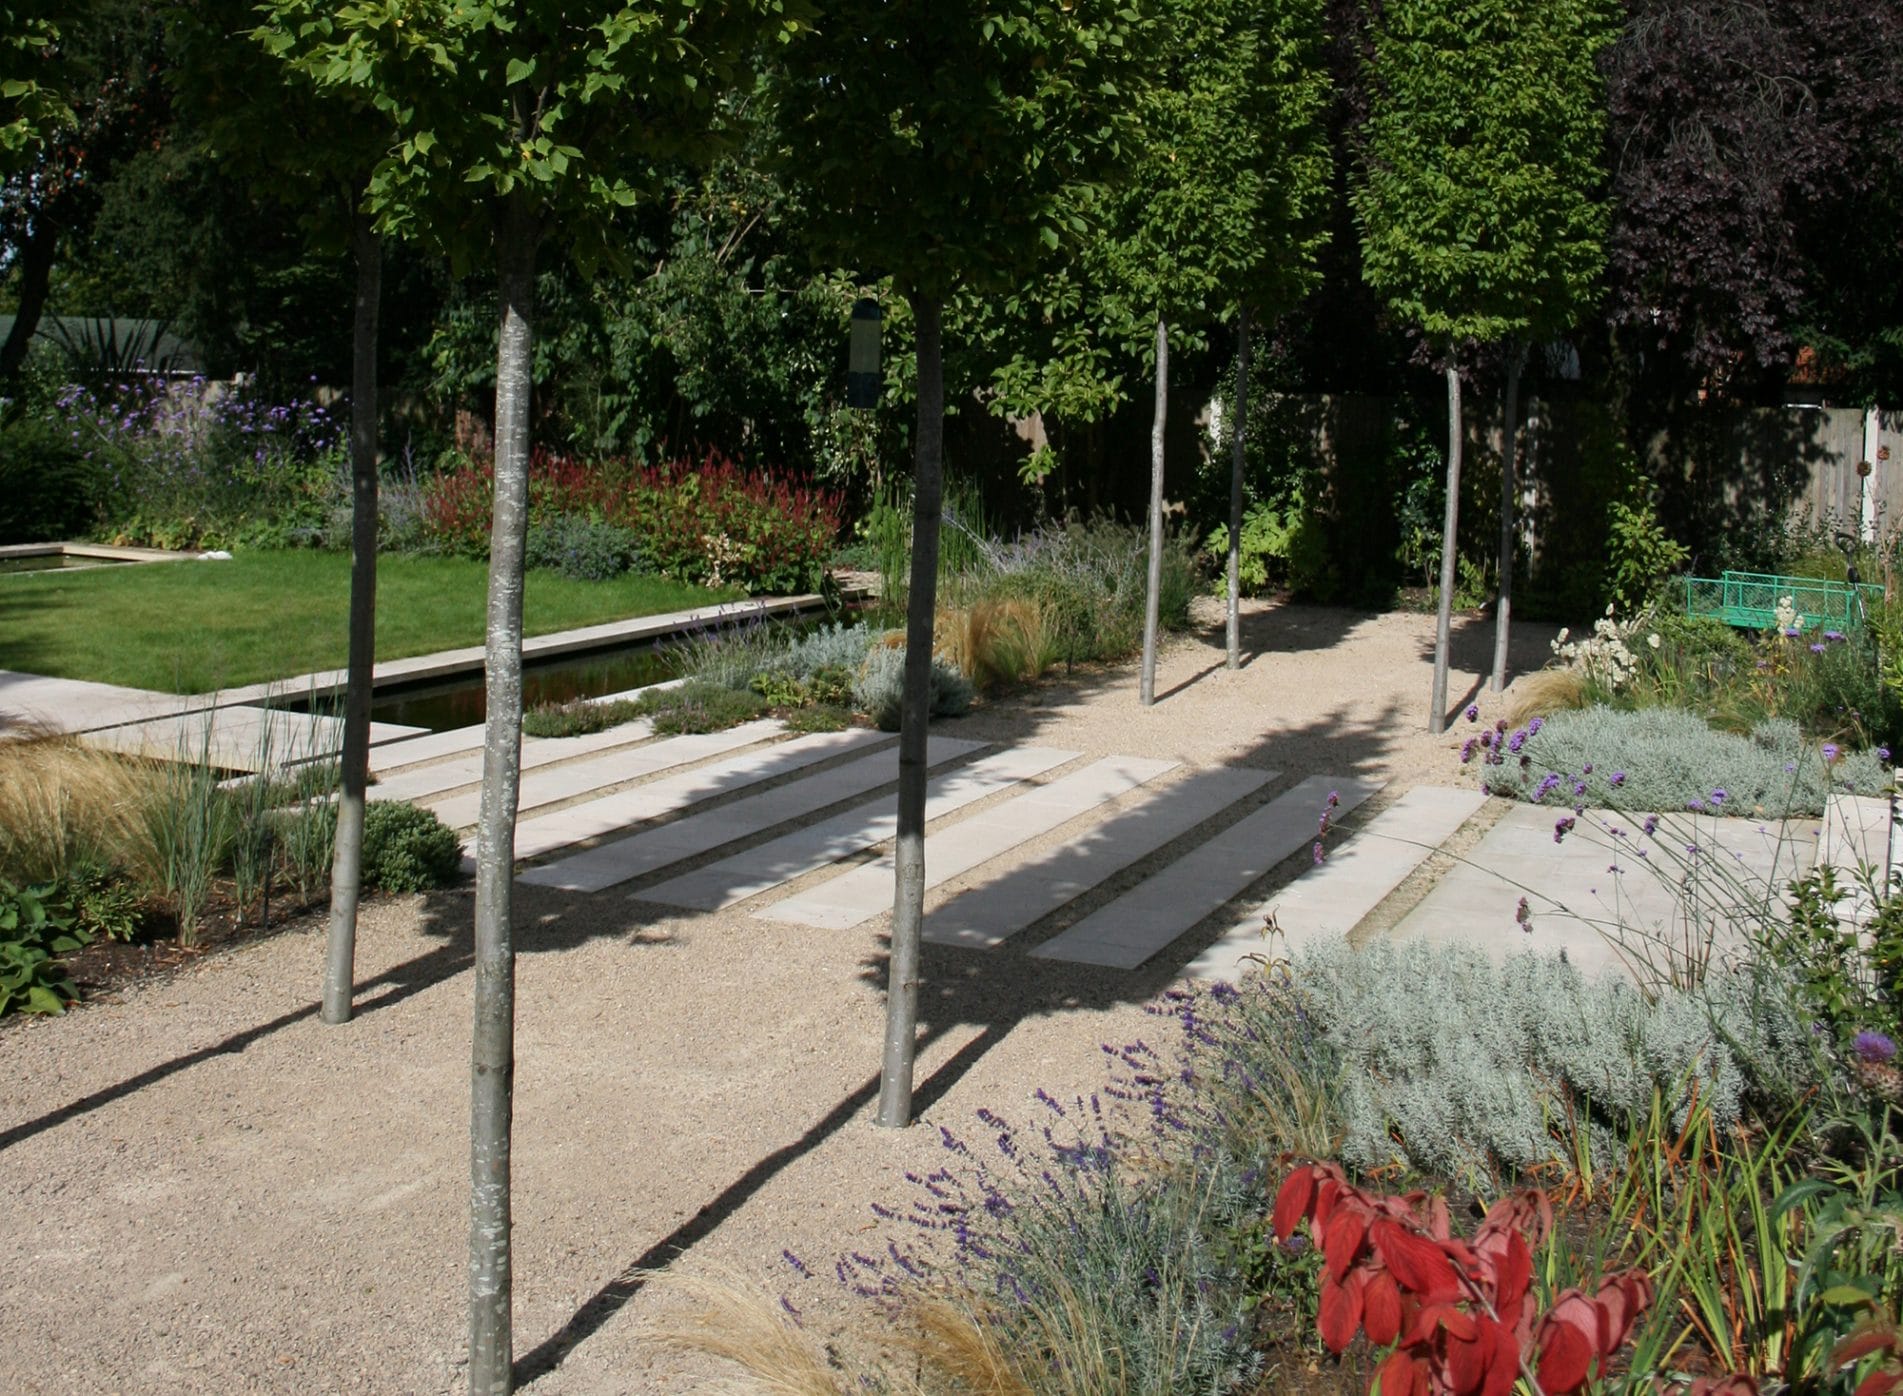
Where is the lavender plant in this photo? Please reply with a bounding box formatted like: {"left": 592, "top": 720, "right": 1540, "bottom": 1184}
{"left": 55, "top": 376, "right": 344, "bottom": 549}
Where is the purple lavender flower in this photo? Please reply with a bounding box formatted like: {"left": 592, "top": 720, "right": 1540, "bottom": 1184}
{"left": 1527, "top": 717, "right": 1544, "bottom": 736}
{"left": 1854, "top": 1030, "right": 1898, "bottom": 1063}
{"left": 1461, "top": 738, "right": 1478, "bottom": 764}
{"left": 1508, "top": 729, "right": 1527, "bottom": 754}
{"left": 1609, "top": 771, "right": 1627, "bottom": 787}
{"left": 1824, "top": 629, "right": 1846, "bottom": 642}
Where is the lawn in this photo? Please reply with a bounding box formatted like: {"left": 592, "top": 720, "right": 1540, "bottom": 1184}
{"left": 0, "top": 550, "right": 743, "bottom": 693}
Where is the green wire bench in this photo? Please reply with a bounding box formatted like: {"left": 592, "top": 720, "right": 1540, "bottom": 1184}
{"left": 1682, "top": 571, "right": 1884, "bottom": 632}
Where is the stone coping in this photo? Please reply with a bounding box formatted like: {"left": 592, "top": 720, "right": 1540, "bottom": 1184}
{"left": 213, "top": 592, "right": 839, "bottom": 708}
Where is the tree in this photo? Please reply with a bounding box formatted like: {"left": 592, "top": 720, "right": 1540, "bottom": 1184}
{"left": 0, "top": 0, "right": 166, "bottom": 386}
{"left": 256, "top": 2, "right": 801, "bottom": 1388}
{"left": 1604, "top": 0, "right": 1903, "bottom": 403}
{"left": 771, "top": 0, "right": 1139, "bottom": 1127}
{"left": 1352, "top": 0, "right": 1613, "bottom": 728}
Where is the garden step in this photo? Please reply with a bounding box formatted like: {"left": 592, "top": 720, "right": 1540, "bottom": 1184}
{"left": 369, "top": 718, "right": 707, "bottom": 806}
{"left": 367, "top": 681, "right": 687, "bottom": 777}
{"left": 920, "top": 765, "right": 1276, "bottom": 950}
{"left": 756, "top": 755, "right": 1179, "bottom": 930}
{"left": 638, "top": 746, "right": 1080, "bottom": 911}
{"left": 1030, "top": 774, "right": 1383, "bottom": 970}
{"left": 1384, "top": 802, "right": 1818, "bottom": 981}
{"left": 84, "top": 705, "right": 424, "bottom": 774}
{"left": 422, "top": 721, "right": 784, "bottom": 830}
{"left": 1181, "top": 785, "right": 1487, "bottom": 982}
{"left": 514, "top": 731, "right": 959, "bottom": 882}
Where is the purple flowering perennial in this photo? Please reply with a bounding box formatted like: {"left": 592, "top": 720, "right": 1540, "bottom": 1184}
{"left": 1854, "top": 1030, "right": 1898, "bottom": 1063}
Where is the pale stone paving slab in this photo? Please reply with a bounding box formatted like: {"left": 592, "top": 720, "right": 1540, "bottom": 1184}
{"left": 1181, "top": 785, "right": 1486, "bottom": 982}
{"left": 758, "top": 756, "right": 1179, "bottom": 930}
{"left": 368, "top": 683, "right": 685, "bottom": 776}
{"left": 638, "top": 746, "right": 1080, "bottom": 911}
{"left": 421, "top": 722, "right": 786, "bottom": 830}
{"left": 1387, "top": 801, "right": 1819, "bottom": 981}
{"left": 83, "top": 706, "right": 424, "bottom": 774}
{"left": 1031, "top": 774, "right": 1383, "bottom": 969}
{"left": 368, "top": 719, "right": 677, "bottom": 805}
{"left": 921, "top": 765, "right": 1277, "bottom": 950}
{"left": 1817, "top": 791, "right": 1895, "bottom": 927}
{"left": 513, "top": 730, "right": 947, "bottom": 881}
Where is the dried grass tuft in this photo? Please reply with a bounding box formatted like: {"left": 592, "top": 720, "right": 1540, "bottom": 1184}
{"left": 0, "top": 726, "right": 161, "bottom": 884}
{"left": 934, "top": 598, "right": 1050, "bottom": 692}
{"left": 1501, "top": 666, "right": 1587, "bottom": 727}
{"left": 644, "top": 1269, "right": 858, "bottom": 1396}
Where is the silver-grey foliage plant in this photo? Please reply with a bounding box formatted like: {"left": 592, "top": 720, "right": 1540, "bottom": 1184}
{"left": 1482, "top": 706, "right": 1887, "bottom": 816}
{"left": 852, "top": 645, "right": 973, "bottom": 732}
{"left": 1290, "top": 938, "right": 1815, "bottom": 1182}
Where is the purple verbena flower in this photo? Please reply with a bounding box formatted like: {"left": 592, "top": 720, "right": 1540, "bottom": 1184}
{"left": 1465, "top": 704, "right": 1480, "bottom": 722}
{"left": 1609, "top": 770, "right": 1627, "bottom": 787}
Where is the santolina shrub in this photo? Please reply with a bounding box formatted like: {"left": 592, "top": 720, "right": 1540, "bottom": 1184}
{"left": 419, "top": 447, "right": 842, "bottom": 594}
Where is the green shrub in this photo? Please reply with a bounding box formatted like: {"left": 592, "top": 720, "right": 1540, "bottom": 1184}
{"left": 780, "top": 703, "right": 850, "bottom": 733}
{"left": 360, "top": 801, "right": 462, "bottom": 892}
{"left": 0, "top": 878, "right": 83, "bottom": 1016}
{"left": 976, "top": 516, "right": 1196, "bottom": 666}
{"left": 0, "top": 415, "right": 103, "bottom": 543}
{"left": 635, "top": 681, "right": 768, "bottom": 734}
{"left": 1288, "top": 938, "right": 1815, "bottom": 1183}
{"left": 523, "top": 512, "right": 649, "bottom": 581}
{"left": 521, "top": 697, "right": 645, "bottom": 739}
{"left": 851, "top": 645, "right": 973, "bottom": 732}
{"left": 1203, "top": 500, "right": 1296, "bottom": 596}
{"left": 1480, "top": 706, "right": 1890, "bottom": 817}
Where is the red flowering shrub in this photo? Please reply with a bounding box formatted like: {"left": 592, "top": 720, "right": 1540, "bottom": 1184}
{"left": 417, "top": 448, "right": 842, "bottom": 593}
{"left": 1273, "top": 1161, "right": 1654, "bottom": 1396}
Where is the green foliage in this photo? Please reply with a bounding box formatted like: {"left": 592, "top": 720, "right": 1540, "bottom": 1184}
{"left": 1774, "top": 865, "right": 1903, "bottom": 1061}
{"left": 0, "top": 415, "right": 102, "bottom": 543}
{"left": 635, "top": 681, "right": 767, "bottom": 735}
{"left": 0, "top": 878, "right": 81, "bottom": 1016}
{"left": 522, "top": 513, "right": 648, "bottom": 582}
{"left": 1204, "top": 501, "right": 1295, "bottom": 596}
{"left": 1483, "top": 705, "right": 1891, "bottom": 816}
{"left": 1607, "top": 492, "right": 1691, "bottom": 613}
{"left": 143, "top": 728, "right": 237, "bottom": 944}
{"left": 851, "top": 646, "right": 973, "bottom": 733}
{"left": 359, "top": 800, "right": 461, "bottom": 893}
{"left": 520, "top": 696, "right": 645, "bottom": 739}
{"left": 779, "top": 702, "right": 849, "bottom": 733}
{"left": 1289, "top": 937, "right": 1813, "bottom": 1184}
{"left": 1353, "top": 0, "right": 1616, "bottom": 345}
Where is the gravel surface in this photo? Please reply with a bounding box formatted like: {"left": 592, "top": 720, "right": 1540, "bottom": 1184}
{"left": 0, "top": 598, "right": 1557, "bottom": 1394}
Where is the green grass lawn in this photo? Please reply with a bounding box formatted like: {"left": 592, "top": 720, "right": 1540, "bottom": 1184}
{"left": 0, "top": 550, "right": 743, "bottom": 693}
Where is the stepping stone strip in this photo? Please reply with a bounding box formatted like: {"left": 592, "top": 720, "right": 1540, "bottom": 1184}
{"left": 758, "top": 755, "right": 1179, "bottom": 929}
{"left": 1031, "top": 774, "right": 1382, "bottom": 969}
{"left": 424, "top": 721, "right": 783, "bottom": 831}
{"left": 921, "top": 765, "right": 1278, "bottom": 949}
{"left": 1181, "top": 785, "right": 1485, "bottom": 982}
{"left": 369, "top": 718, "right": 683, "bottom": 805}
{"left": 638, "top": 746, "right": 1080, "bottom": 911}
{"left": 515, "top": 732, "right": 972, "bottom": 885}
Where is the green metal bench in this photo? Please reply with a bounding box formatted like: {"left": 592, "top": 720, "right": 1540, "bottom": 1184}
{"left": 1682, "top": 571, "right": 1884, "bottom": 632}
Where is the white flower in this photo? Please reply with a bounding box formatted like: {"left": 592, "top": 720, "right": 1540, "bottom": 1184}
{"left": 1648, "top": 633, "right": 1661, "bottom": 649}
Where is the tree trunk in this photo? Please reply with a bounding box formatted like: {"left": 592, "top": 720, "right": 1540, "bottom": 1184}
{"left": 1429, "top": 361, "right": 1463, "bottom": 735}
{"left": 468, "top": 191, "right": 537, "bottom": 1396}
{"left": 1139, "top": 315, "right": 1168, "bottom": 706}
{"left": 0, "top": 213, "right": 60, "bottom": 386}
{"left": 1226, "top": 309, "right": 1249, "bottom": 670}
{"left": 876, "top": 290, "right": 945, "bottom": 1131}
{"left": 1490, "top": 344, "right": 1522, "bottom": 693}
{"left": 321, "top": 216, "right": 383, "bottom": 1027}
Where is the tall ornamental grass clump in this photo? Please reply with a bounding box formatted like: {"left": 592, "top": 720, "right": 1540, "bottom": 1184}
{"left": 0, "top": 729, "right": 163, "bottom": 886}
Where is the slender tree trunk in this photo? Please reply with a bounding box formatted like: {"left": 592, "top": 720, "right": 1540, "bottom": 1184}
{"left": 1429, "top": 361, "right": 1463, "bottom": 735}
{"left": 877, "top": 290, "right": 945, "bottom": 1130}
{"left": 1140, "top": 315, "right": 1168, "bottom": 706}
{"left": 1226, "top": 309, "right": 1249, "bottom": 670}
{"left": 468, "top": 191, "right": 537, "bottom": 1396}
{"left": 322, "top": 216, "right": 383, "bottom": 1027}
{"left": 1490, "top": 344, "right": 1522, "bottom": 693}
{"left": 0, "top": 214, "right": 60, "bottom": 386}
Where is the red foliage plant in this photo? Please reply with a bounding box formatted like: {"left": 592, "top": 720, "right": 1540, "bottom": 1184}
{"left": 1272, "top": 1162, "right": 1653, "bottom": 1396}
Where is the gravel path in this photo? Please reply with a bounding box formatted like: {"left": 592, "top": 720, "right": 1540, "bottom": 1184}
{"left": 0, "top": 599, "right": 1557, "bottom": 1394}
